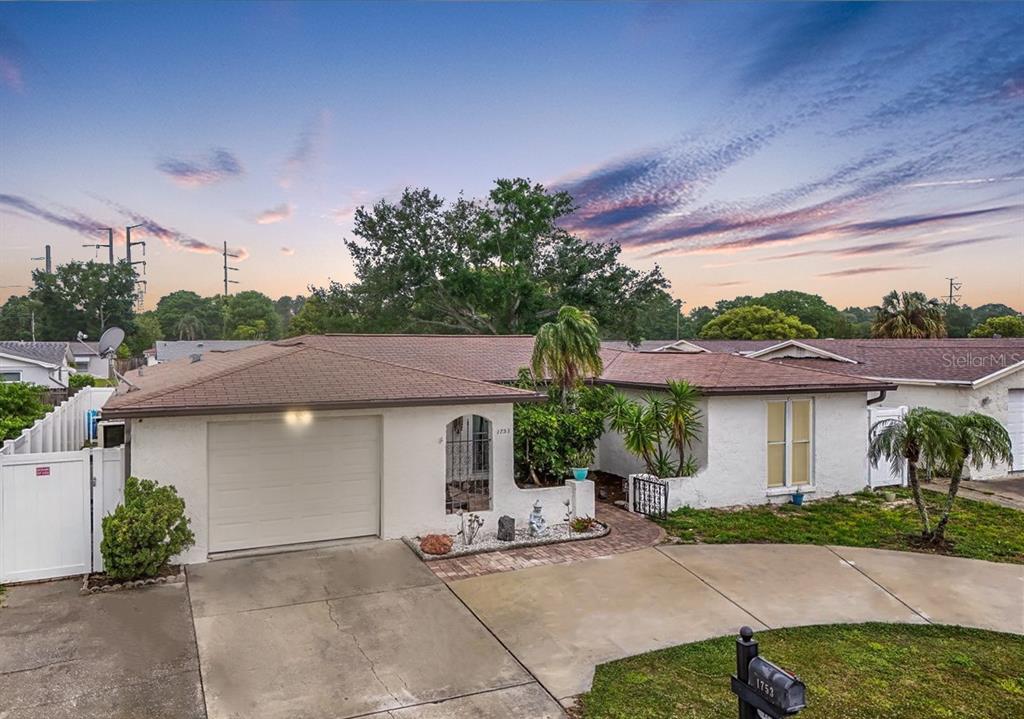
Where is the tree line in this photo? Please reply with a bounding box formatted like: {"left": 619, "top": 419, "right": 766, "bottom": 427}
{"left": 1, "top": 178, "right": 1020, "bottom": 352}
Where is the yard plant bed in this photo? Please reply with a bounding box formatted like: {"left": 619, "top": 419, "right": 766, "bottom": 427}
{"left": 81, "top": 564, "right": 185, "bottom": 594}
{"left": 575, "top": 623, "right": 1024, "bottom": 719}
{"left": 404, "top": 521, "right": 609, "bottom": 561}
{"left": 659, "top": 488, "right": 1024, "bottom": 564}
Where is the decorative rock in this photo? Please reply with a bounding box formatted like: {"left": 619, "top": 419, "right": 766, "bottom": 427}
{"left": 497, "top": 515, "right": 515, "bottom": 541}
{"left": 420, "top": 533, "right": 454, "bottom": 555}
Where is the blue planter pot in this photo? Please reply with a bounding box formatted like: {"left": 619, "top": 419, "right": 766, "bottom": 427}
{"left": 572, "top": 467, "right": 589, "bottom": 481}
{"left": 791, "top": 493, "right": 805, "bottom": 506}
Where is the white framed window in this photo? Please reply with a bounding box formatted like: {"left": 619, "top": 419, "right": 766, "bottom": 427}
{"left": 1, "top": 370, "right": 23, "bottom": 382}
{"left": 766, "top": 398, "right": 813, "bottom": 488}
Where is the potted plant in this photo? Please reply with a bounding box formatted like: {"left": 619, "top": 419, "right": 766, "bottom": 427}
{"left": 790, "top": 489, "right": 805, "bottom": 506}
{"left": 569, "top": 447, "right": 594, "bottom": 481}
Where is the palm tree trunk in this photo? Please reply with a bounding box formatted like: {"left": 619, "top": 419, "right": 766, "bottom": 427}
{"left": 906, "top": 462, "right": 932, "bottom": 538}
{"left": 933, "top": 463, "right": 964, "bottom": 542}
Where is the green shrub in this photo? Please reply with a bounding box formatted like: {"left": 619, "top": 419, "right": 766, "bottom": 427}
{"left": 101, "top": 477, "right": 195, "bottom": 579}
{"left": 69, "top": 373, "right": 115, "bottom": 390}
{"left": 0, "top": 382, "right": 51, "bottom": 441}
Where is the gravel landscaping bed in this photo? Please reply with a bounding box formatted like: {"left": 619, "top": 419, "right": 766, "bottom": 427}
{"left": 405, "top": 521, "right": 609, "bottom": 561}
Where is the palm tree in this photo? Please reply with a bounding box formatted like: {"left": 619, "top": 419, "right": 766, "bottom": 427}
{"left": 932, "top": 413, "right": 1012, "bottom": 541}
{"left": 175, "top": 313, "right": 203, "bottom": 341}
{"left": 869, "top": 407, "right": 960, "bottom": 538}
{"left": 607, "top": 393, "right": 658, "bottom": 472}
{"left": 662, "top": 380, "right": 703, "bottom": 475}
{"left": 531, "top": 305, "right": 603, "bottom": 401}
{"left": 871, "top": 291, "right": 947, "bottom": 338}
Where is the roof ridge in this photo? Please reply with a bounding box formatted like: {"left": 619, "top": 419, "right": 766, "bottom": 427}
{"left": 314, "top": 333, "right": 536, "bottom": 339}
{"left": 746, "top": 353, "right": 879, "bottom": 384}
{"left": 299, "top": 341, "right": 540, "bottom": 396}
{"left": 115, "top": 345, "right": 307, "bottom": 408}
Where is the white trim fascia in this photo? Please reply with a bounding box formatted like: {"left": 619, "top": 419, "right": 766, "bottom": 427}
{"left": 660, "top": 339, "right": 710, "bottom": 353}
{"left": 866, "top": 376, "right": 971, "bottom": 387}
{"left": 0, "top": 350, "right": 59, "bottom": 369}
{"left": 748, "top": 340, "right": 859, "bottom": 364}
{"left": 972, "top": 358, "right": 1024, "bottom": 389}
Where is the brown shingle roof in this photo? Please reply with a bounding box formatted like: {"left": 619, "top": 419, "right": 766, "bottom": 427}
{"left": 599, "top": 350, "right": 893, "bottom": 395}
{"left": 102, "top": 339, "right": 543, "bottom": 418}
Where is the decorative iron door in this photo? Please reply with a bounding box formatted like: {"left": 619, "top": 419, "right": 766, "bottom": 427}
{"left": 632, "top": 475, "right": 669, "bottom": 519}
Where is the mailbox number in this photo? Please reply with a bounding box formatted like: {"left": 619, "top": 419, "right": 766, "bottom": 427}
{"left": 755, "top": 677, "right": 775, "bottom": 699}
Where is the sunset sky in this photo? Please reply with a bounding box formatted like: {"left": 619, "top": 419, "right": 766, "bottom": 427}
{"left": 1, "top": 2, "right": 1022, "bottom": 312}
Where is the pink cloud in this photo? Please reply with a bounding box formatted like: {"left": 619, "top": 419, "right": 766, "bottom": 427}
{"left": 256, "top": 203, "right": 293, "bottom": 225}
{"left": 280, "top": 246, "right": 295, "bottom": 256}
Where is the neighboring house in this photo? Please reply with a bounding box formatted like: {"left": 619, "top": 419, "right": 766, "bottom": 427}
{"left": 0, "top": 341, "right": 74, "bottom": 387}
{"left": 70, "top": 340, "right": 111, "bottom": 379}
{"left": 151, "top": 340, "right": 266, "bottom": 365}
{"left": 102, "top": 334, "right": 889, "bottom": 564}
{"left": 617, "top": 338, "right": 1024, "bottom": 477}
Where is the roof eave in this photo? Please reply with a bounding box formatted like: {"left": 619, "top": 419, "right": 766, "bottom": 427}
{"left": 101, "top": 391, "right": 546, "bottom": 419}
{"left": 595, "top": 378, "right": 897, "bottom": 395}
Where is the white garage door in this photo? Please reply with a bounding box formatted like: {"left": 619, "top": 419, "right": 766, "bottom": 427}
{"left": 1010, "top": 389, "right": 1024, "bottom": 472}
{"left": 208, "top": 415, "right": 380, "bottom": 552}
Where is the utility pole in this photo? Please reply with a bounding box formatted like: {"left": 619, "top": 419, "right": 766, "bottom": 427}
{"left": 675, "top": 298, "right": 686, "bottom": 340}
{"left": 945, "top": 277, "right": 962, "bottom": 305}
{"left": 82, "top": 229, "right": 114, "bottom": 265}
{"left": 222, "top": 241, "right": 240, "bottom": 295}
{"left": 31, "top": 244, "right": 52, "bottom": 273}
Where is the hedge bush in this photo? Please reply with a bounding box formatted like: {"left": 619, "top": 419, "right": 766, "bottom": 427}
{"left": 100, "top": 477, "right": 195, "bottom": 579}
{"left": 0, "top": 382, "right": 51, "bottom": 441}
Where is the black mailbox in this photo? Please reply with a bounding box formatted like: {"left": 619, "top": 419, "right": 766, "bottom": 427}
{"left": 747, "top": 656, "right": 806, "bottom": 714}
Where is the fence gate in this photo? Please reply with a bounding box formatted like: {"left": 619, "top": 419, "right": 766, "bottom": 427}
{"left": 630, "top": 474, "right": 669, "bottom": 519}
{"left": 0, "top": 446, "right": 123, "bottom": 583}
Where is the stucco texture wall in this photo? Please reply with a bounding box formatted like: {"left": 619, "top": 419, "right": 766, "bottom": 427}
{"left": 126, "top": 402, "right": 589, "bottom": 564}
{"left": 601, "top": 392, "right": 870, "bottom": 510}
{"left": 881, "top": 368, "right": 1024, "bottom": 479}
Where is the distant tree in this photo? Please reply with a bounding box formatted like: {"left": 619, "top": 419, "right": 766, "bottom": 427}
{"left": 944, "top": 304, "right": 974, "bottom": 338}
{"left": 746, "top": 290, "right": 843, "bottom": 337}
{"left": 680, "top": 305, "right": 717, "bottom": 338}
{"left": 339, "top": 179, "right": 670, "bottom": 341}
{"left": 871, "top": 291, "right": 947, "bottom": 339}
{"left": 0, "top": 382, "right": 51, "bottom": 441}
{"left": 126, "top": 311, "right": 163, "bottom": 355}
{"left": 969, "top": 315, "right": 1024, "bottom": 338}
{"left": 972, "top": 303, "right": 1020, "bottom": 325}
{"left": 274, "top": 295, "right": 305, "bottom": 334}
{"left": 698, "top": 305, "right": 817, "bottom": 340}
{"left": 531, "top": 305, "right": 604, "bottom": 401}
{"left": 27, "top": 261, "right": 137, "bottom": 341}
{"left": 287, "top": 283, "right": 367, "bottom": 336}
{"left": 223, "top": 291, "right": 282, "bottom": 340}
{"left": 155, "top": 291, "right": 224, "bottom": 340}
{"left": 0, "top": 295, "right": 43, "bottom": 340}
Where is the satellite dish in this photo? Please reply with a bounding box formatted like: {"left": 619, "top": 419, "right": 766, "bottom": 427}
{"left": 98, "top": 327, "right": 125, "bottom": 358}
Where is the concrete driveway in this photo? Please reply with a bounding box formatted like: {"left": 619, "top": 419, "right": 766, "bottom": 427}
{"left": 0, "top": 580, "right": 204, "bottom": 719}
{"left": 187, "top": 539, "right": 563, "bottom": 719}
{"left": 451, "top": 544, "right": 1024, "bottom": 701}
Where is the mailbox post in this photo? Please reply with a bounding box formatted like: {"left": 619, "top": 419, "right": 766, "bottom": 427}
{"left": 730, "top": 626, "right": 806, "bottom": 719}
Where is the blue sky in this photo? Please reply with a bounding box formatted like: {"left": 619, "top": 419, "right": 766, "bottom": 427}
{"left": 1, "top": 1, "right": 1022, "bottom": 311}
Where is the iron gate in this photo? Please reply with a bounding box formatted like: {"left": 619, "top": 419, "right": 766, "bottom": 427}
{"left": 632, "top": 475, "right": 669, "bottom": 519}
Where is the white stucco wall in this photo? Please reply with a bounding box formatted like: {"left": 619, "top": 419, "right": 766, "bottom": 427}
{"left": 0, "top": 360, "right": 63, "bottom": 388}
{"left": 880, "top": 367, "right": 1024, "bottom": 479}
{"left": 596, "top": 388, "right": 709, "bottom": 479}
{"left": 124, "top": 402, "right": 591, "bottom": 564}
{"left": 607, "top": 392, "right": 870, "bottom": 510}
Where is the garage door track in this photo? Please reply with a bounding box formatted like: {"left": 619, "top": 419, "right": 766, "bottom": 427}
{"left": 187, "top": 539, "right": 563, "bottom": 718}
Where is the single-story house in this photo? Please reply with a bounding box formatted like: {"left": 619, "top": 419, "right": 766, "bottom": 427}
{"left": 70, "top": 340, "right": 111, "bottom": 379}
{"left": 612, "top": 338, "right": 1024, "bottom": 477}
{"left": 150, "top": 340, "right": 266, "bottom": 365}
{"left": 0, "top": 341, "right": 74, "bottom": 387}
{"left": 102, "top": 334, "right": 892, "bottom": 564}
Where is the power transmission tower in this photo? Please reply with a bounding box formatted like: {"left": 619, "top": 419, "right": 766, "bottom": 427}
{"left": 82, "top": 229, "right": 114, "bottom": 264}
{"left": 125, "top": 225, "right": 148, "bottom": 310}
{"left": 31, "top": 244, "right": 52, "bottom": 273}
{"left": 222, "top": 241, "right": 240, "bottom": 295}
{"left": 945, "top": 277, "right": 962, "bottom": 305}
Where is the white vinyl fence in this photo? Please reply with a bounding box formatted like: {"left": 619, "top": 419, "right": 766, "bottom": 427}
{"left": 868, "top": 405, "right": 908, "bottom": 488}
{"left": 2, "top": 386, "right": 115, "bottom": 456}
{"left": 0, "top": 446, "right": 124, "bottom": 583}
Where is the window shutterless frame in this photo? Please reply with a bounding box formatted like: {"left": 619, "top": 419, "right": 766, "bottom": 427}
{"left": 765, "top": 398, "right": 814, "bottom": 489}
{"left": 1, "top": 370, "right": 23, "bottom": 382}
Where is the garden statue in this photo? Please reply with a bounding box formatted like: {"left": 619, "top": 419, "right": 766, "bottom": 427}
{"left": 460, "top": 512, "right": 485, "bottom": 545}
{"left": 528, "top": 500, "right": 548, "bottom": 537}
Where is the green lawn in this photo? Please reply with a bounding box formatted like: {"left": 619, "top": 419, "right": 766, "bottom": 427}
{"left": 659, "top": 488, "right": 1024, "bottom": 564}
{"left": 576, "top": 624, "right": 1024, "bottom": 719}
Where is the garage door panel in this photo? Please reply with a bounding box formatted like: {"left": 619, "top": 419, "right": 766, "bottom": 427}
{"left": 208, "top": 415, "right": 381, "bottom": 552}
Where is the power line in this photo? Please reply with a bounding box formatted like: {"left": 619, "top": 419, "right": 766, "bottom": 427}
{"left": 222, "top": 241, "right": 240, "bottom": 295}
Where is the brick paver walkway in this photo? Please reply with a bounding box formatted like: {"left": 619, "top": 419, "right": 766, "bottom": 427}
{"left": 428, "top": 503, "right": 665, "bottom": 581}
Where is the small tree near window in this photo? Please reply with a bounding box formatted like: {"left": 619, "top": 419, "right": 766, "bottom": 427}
{"left": 101, "top": 477, "right": 195, "bottom": 579}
